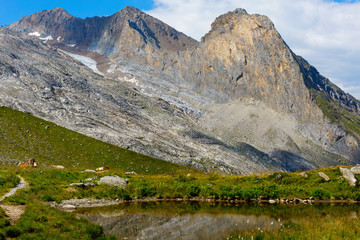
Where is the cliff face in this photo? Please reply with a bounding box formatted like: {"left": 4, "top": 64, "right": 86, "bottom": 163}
{"left": 170, "top": 9, "right": 322, "bottom": 121}
{"left": 6, "top": 7, "right": 360, "bottom": 172}
{"left": 296, "top": 55, "right": 360, "bottom": 115}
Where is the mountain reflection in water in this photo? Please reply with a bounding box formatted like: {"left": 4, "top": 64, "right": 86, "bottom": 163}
{"left": 76, "top": 201, "right": 281, "bottom": 240}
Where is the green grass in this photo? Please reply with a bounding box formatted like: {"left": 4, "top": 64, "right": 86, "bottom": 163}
{"left": 3, "top": 166, "right": 360, "bottom": 206}
{"left": 0, "top": 200, "right": 116, "bottom": 240}
{"left": 13, "top": 201, "right": 115, "bottom": 240}
{"left": 0, "top": 106, "right": 195, "bottom": 175}
{"left": 0, "top": 170, "right": 19, "bottom": 197}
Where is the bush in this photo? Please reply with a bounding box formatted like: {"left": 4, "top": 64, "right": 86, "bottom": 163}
{"left": 188, "top": 185, "right": 201, "bottom": 197}
{"left": 0, "top": 218, "right": 10, "bottom": 228}
{"left": 311, "top": 189, "right": 330, "bottom": 200}
{"left": 138, "top": 184, "right": 156, "bottom": 197}
{"left": 5, "top": 226, "right": 21, "bottom": 238}
{"left": 122, "top": 193, "right": 132, "bottom": 200}
{"left": 85, "top": 224, "right": 103, "bottom": 239}
{"left": 42, "top": 194, "right": 56, "bottom": 202}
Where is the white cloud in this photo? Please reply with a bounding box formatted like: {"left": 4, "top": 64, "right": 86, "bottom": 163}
{"left": 146, "top": 0, "right": 360, "bottom": 99}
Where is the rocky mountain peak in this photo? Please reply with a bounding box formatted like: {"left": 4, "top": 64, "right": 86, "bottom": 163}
{"left": 49, "top": 7, "right": 70, "bottom": 15}
{"left": 119, "top": 6, "right": 143, "bottom": 16}
{"left": 202, "top": 8, "right": 274, "bottom": 42}
{"left": 18, "top": 7, "right": 74, "bottom": 25}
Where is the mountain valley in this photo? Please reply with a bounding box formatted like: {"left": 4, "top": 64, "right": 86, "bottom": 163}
{"left": 1, "top": 6, "right": 360, "bottom": 174}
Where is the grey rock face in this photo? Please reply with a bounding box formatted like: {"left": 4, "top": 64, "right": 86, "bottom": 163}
{"left": 297, "top": 56, "right": 360, "bottom": 115}
{"left": 9, "top": 7, "right": 197, "bottom": 57}
{"left": 2, "top": 28, "right": 286, "bottom": 175}
{"left": 98, "top": 176, "right": 128, "bottom": 188}
{"left": 339, "top": 167, "right": 358, "bottom": 187}
{"left": 351, "top": 165, "right": 360, "bottom": 174}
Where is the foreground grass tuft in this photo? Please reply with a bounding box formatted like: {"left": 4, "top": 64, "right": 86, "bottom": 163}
{"left": 5, "top": 200, "right": 114, "bottom": 240}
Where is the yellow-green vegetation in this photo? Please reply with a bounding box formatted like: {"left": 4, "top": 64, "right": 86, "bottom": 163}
{"left": 0, "top": 201, "right": 117, "bottom": 239}
{"left": 315, "top": 94, "right": 360, "bottom": 140}
{"left": 0, "top": 171, "right": 19, "bottom": 197}
{"left": 6, "top": 201, "right": 116, "bottom": 240}
{"left": 3, "top": 166, "right": 360, "bottom": 206}
{"left": 0, "top": 106, "right": 194, "bottom": 174}
{"left": 0, "top": 170, "right": 116, "bottom": 240}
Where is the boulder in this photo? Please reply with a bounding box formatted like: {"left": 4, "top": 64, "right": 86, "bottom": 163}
{"left": 98, "top": 176, "right": 128, "bottom": 188}
{"left": 351, "top": 165, "right": 360, "bottom": 174}
{"left": 83, "top": 169, "right": 96, "bottom": 173}
{"left": 84, "top": 182, "right": 95, "bottom": 188}
{"left": 318, "top": 172, "right": 330, "bottom": 182}
{"left": 83, "top": 178, "right": 93, "bottom": 182}
{"left": 69, "top": 183, "right": 84, "bottom": 187}
{"left": 275, "top": 173, "right": 283, "bottom": 183}
{"left": 340, "top": 167, "right": 358, "bottom": 187}
{"left": 62, "top": 204, "right": 76, "bottom": 210}
{"left": 300, "top": 172, "right": 308, "bottom": 178}
{"left": 51, "top": 165, "right": 65, "bottom": 169}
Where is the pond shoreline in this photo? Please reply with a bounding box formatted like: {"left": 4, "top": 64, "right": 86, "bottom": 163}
{"left": 50, "top": 196, "right": 360, "bottom": 210}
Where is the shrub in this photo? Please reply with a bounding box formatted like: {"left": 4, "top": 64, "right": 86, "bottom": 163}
{"left": 42, "top": 194, "right": 56, "bottom": 202}
{"left": 138, "top": 184, "right": 156, "bottom": 197}
{"left": 188, "top": 185, "right": 201, "bottom": 197}
{"left": 176, "top": 175, "right": 186, "bottom": 182}
{"left": 5, "top": 226, "right": 21, "bottom": 238}
{"left": 0, "top": 218, "right": 10, "bottom": 228}
{"left": 311, "top": 189, "right": 330, "bottom": 200}
{"left": 122, "top": 193, "right": 132, "bottom": 200}
{"left": 85, "top": 224, "right": 103, "bottom": 239}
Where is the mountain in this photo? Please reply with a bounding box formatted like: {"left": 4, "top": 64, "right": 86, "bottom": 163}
{"left": 5, "top": 7, "right": 360, "bottom": 174}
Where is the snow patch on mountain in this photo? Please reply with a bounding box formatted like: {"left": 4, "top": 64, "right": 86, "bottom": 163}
{"left": 28, "top": 32, "right": 41, "bottom": 37}
{"left": 40, "top": 35, "right": 53, "bottom": 43}
{"left": 60, "top": 50, "right": 100, "bottom": 74}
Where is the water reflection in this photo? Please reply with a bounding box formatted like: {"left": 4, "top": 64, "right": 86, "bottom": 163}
{"left": 75, "top": 201, "right": 360, "bottom": 240}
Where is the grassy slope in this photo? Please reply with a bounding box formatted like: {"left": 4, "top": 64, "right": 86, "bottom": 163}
{"left": 314, "top": 94, "right": 360, "bottom": 140}
{"left": 0, "top": 171, "right": 19, "bottom": 197}
{"left": 0, "top": 106, "right": 195, "bottom": 175}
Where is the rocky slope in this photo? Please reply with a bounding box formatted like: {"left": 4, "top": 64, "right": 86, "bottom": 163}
{"left": 0, "top": 27, "right": 300, "bottom": 175}
{"left": 5, "top": 7, "right": 360, "bottom": 173}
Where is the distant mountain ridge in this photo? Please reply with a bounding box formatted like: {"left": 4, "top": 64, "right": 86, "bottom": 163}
{"left": 5, "top": 6, "right": 360, "bottom": 173}
{"left": 10, "top": 6, "right": 197, "bottom": 53}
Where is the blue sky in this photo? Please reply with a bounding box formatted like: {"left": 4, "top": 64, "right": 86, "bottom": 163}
{"left": 0, "top": 0, "right": 355, "bottom": 26}
{"left": 0, "top": 0, "right": 154, "bottom": 26}
{"left": 1, "top": 0, "right": 360, "bottom": 98}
